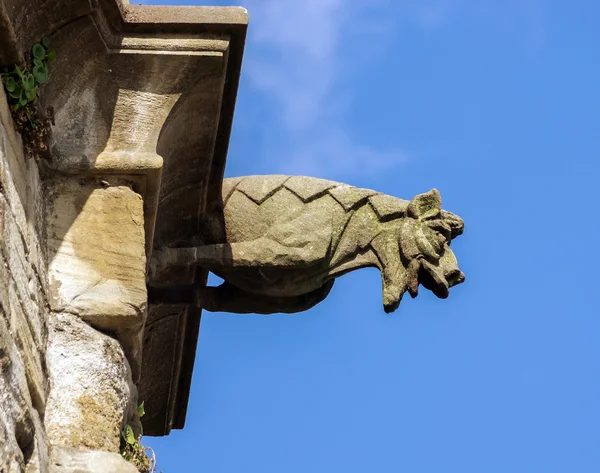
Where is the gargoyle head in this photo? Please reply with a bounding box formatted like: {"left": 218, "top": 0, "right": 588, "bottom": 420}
{"left": 400, "top": 189, "right": 465, "bottom": 301}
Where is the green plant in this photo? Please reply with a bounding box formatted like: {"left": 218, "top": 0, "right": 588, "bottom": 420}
{"left": 1, "top": 37, "right": 55, "bottom": 112}
{"left": 0, "top": 38, "right": 55, "bottom": 160}
{"left": 121, "top": 402, "right": 156, "bottom": 473}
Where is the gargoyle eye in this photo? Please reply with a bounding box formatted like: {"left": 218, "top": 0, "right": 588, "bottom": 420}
{"left": 440, "top": 210, "right": 464, "bottom": 238}
{"left": 424, "top": 220, "right": 452, "bottom": 242}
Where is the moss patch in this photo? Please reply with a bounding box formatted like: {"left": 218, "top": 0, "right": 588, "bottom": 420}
{"left": 75, "top": 394, "right": 121, "bottom": 451}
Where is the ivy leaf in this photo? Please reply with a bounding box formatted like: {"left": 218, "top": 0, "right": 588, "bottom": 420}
{"left": 32, "top": 43, "right": 46, "bottom": 60}
{"left": 33, "top": 65, "right": 48, "bottom": 84}
{"left": 42, "top": 37, "right": 51, "bottom": 48}
{"left": 47, "top": 48, "right": 56, "bottom": 63}
{"left": 137, "top": 402, "right": 145, "bottom": 418}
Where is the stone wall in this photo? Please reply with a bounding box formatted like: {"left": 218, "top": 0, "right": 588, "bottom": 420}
{"left": 0, "top": 86, "right": 50, "bottom": 471}
{"left": 1, "top": 0, "right": 248, "bottom": 468}
{"left": 0, "top": 84, "right": 139, "bottom": 472}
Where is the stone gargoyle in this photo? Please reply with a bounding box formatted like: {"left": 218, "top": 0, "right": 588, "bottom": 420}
{"left": 149, "top": 175, "right": 465, "bottom": 314}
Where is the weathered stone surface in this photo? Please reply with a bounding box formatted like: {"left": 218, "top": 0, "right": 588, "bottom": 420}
{"left": 0, "top": 194, "right": 47, "bottom": 348}
{"left": 0, "top": 90, "right": 48, "bottom": 293}
{"left": 45, "top": 313, "right": 137, "bottom": 453}
{"left": 0, "top": 207, "right": 47, "bottom": 413}
{"left": 1, "top": 0, "right": 250, "bottom": 450}
{"left": 236, "top": 174, "right": 289, "bottom": 204}
{"left": 151, "top": 176, "right": 466, "bottom": 314}
{"left": 1, "top": 85, "right": 49, "bottom": 473}
{"left": 328, "top": 184, "right": 378, "bottom": 210}
{"left": 284, "top": 175, "right": 338, "bottom": 202}
{"left": 0, "top": 419, "right": 22, "bottom": 473}
{"left": 368, "top": 193, "right": 409, "bottom": 220}
{"left": 0, "top": 315, "right": 36, "bottom": 473}
{"left": 46, "top": 179, "right": 147, "bottom": 331}
{"left": 0, "top": 89, "right": 48, "bottom": 353}
{"left": 25, "top": 408, "right": 50, "bottom": 473}
{"left": 49, "top": 447, "right": 138, "bottom": 473}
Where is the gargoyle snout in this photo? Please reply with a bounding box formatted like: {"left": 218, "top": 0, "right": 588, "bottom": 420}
{"left": 440, "top": 247, "right": 465, "bottom": 288}
{"left": 445, "top": 268, "right": 465, "bottom": 287}
{"left": 439, "top": 246, "right": 465, "bottom": 294}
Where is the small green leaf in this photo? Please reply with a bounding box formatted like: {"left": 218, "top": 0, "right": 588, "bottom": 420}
{"left": 19, "top": 90, "right": 28, "bottom": 106}
{"left": 11, "top": 103, "right": 21, "bottom": 112}
{"left": 24, "top": 74, "right": 35, "bottom": 90}
{"left": 32, "top": 43, "right": 46, "bottom": 60}
{"left": 47, "top": 48, "right": 56, "bottom": 63}
{"left": 9, "top": 85, "right": 22, "bottom": 99}
{"left": 33, "top": 58, "right": 43, "bottom": 67}
{"left": 137, "top": 402, "right": 145, "bottom": 418}
{"left": 14, "top": 65, "right": 23, "bottom": 78}
{"left": 5, "top": 76, "right": 16, "bottom": 92}
{"left": 33, "top": 65, "right": 48, "bottom": 84}
{"left": 26, "top": 87, "right": 36, "bottom": 101}
{"left": 42, "top": 37, "right": 51, "bottom": 48}
{"left": 126, "top": 425, "right": 136, "bottom": 445}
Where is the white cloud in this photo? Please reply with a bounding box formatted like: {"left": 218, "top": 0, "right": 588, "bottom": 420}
{"left": 239, "top": 0, "right": 409, "bottom": 178}
{"left": 230, "top": 0, "right": 547, "bottom": 177}
{"left": 276, "top": 127, "right": 411, "bottom": 178}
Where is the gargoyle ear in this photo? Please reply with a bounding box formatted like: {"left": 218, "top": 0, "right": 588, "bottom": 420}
{"left": 407, "top": 189, "right": 442, "bottom": 219}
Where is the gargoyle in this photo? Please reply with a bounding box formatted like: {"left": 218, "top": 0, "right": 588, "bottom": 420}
{"left": 149, "top": 175, "right": 465, "bottom": 314}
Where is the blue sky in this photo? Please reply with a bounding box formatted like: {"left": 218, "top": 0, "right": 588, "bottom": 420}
{"left": 141, "top": 1, "right": 600, "bottom": 471}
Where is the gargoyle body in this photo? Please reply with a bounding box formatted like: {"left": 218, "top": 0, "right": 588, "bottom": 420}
{"left": 150, "top": 175, "right": 465, "bottom": 314}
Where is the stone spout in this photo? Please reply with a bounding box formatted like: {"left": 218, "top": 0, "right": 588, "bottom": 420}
{"left": 149, "top": 175, "right": 466, "bottom": 314}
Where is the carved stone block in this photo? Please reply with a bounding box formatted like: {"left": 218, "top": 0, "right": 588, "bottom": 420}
{"left": 46, "top": 178, "right": 147, "bottom": 330}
